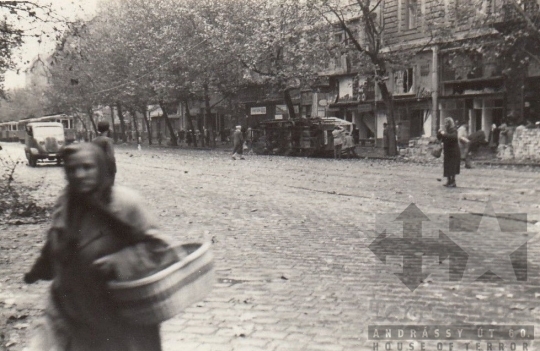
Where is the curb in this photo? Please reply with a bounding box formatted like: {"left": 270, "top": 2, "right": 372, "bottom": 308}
{"left": 114, "top": 143, "right": 540, "bottom": 166}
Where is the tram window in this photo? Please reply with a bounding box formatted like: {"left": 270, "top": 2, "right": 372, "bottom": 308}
{"left": 62, "top": 120, "right": 68, "bottom": 128}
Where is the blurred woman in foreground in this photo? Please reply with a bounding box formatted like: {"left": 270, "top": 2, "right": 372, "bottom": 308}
{"left": 24, "top": 143, "right": 177, "bottom": 351}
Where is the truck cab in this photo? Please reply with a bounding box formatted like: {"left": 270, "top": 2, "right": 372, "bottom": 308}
{"left": 24, "top": 122, "right": 66, "bottom": 167}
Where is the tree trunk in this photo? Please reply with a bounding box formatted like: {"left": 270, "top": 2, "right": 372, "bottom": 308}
{"left": 204, "top": 83, "right": 213, "bottom": 148}
{"left": 140, "top": 104, "right": 152, "bottom": 145}
{"left": 75, "top": 114, "right": 87, "bottom": 133}
{"left": 129, "top": 107, "right": 140, "bottom": 143}
{"left": 116, "top": 101, "right": 127, "bottom": 143}
{"left": 158, "top": 100, "right": 178, "bottom": 146}
{"left": 109, "top": 105, "right": 118, "bottom": 143}
{"left": 284, "top": 88, "right": 296, "bottom": 119}
{"left": 87, "top": 107, "right": 97, "bottom": 133}
{"left": 183, "top": 99, "right": 197, "bottom": 147}
{"left": 377, "top": 81, "right": 398, "bottom": 156}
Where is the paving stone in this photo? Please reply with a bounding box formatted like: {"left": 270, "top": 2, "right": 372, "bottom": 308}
{"left": 251, "top": 330, "right": 290, "bottom": 340}
{"left": 2, "top": 144, "right": 540, "bottom": 351}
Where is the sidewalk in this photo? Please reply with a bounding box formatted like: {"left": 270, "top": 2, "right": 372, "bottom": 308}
{"left": 120, "top": 141, "right": 540, "bottom": 167}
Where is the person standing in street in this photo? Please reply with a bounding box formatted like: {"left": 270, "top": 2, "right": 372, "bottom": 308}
{"left": 343, "top": 131, "right": 358, "bottom": 158}
{"left": 246, "top": 127, "right": 254, "bottom": 154}
{"left": 332, "top": 126, "right": 344, "bottom": 159}
{"left": 382, "top": 123, "right": 389, "bottom": 156}
{"left": 232, "top": 125, "right": 244, "bottom": 160}
{"left": 186, "top": 130, "right": 192, "bottom": 147}
{"left": 92, "top": 121, "right": 117, "bottom": 184}
{"left": 488, "top": 123, "right": 499, "bottom": 151}
{"left": 178, "top": 129, "right": 185, "bottom": 145}
{"left": 203, "top": 127, "right": 209, "bottom": 147}
{"left": 24, "top": 143, "right": 176, "bottom": 351}
{"left": 437, "top": 117, "right": 460, "bottom": 187}
{"left": 457, "top": 121, "right": 472, "bottom": 169}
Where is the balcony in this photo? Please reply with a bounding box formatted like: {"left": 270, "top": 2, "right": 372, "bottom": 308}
{"left": 441, "top": 62, "right": 501, "bottom": 82}
{"left": 491, "top": 0, "right": 540, "bottom": 33}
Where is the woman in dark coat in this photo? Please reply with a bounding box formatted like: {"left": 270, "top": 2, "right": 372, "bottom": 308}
{"left": 437, "top": 117, "right": 460, "bottom": 187}
{"left": 24, "top": 143, "right": 175, "bottom": 351}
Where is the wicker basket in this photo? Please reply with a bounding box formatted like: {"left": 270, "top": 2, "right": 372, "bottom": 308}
{"left": 107, "top": 242, "right": 215, "bottom": 325}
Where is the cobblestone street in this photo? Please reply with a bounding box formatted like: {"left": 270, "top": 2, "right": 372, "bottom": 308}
{"left": 1, "top": 142, "right": 540, "bottom": 351}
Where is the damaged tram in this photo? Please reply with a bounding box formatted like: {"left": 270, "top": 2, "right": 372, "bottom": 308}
{"left": 252, "top": 117, "right": 353, "bottom": 157}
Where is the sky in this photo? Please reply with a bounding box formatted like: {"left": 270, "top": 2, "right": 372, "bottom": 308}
{"left": 4, "top": 0, "right": 99, "bottom": 89}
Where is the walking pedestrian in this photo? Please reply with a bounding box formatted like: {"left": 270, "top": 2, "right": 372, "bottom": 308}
{"left": 382, "top": 123, "right": 389, "bottom": 156}
{"left": 157, "top": 131, "right": 163, "bottom": 146}
{"left": 179, "top": 129, "right": 185, "bottom": 145}
{"left": 457, "top": 121, "right": 472, "bottom": 169}
{"left": 92, "top": 121, "right": 117, "bottom": 184}
{"left": 232, "top": 125, "right": 244, "bottom": 160}
{"left": 343, "top": 131, "right": 358, "bottom": 158}
{"left": 246, "top": 127, "right": 254, "bottom": 154}
{"left": 204, "top": 127, "right": 209, "bottom": 147}
{"left": 488, "top": 123, "right": 499, "bottom": 151}
{"left": 332, "top": 126, "right": 344, "bottom": 159}
{"left": 195, "top": 129, "right": 201, "bottom": 147}
{"left": 186, "top": 130, "right": 192, "bottom": 146}
{"left": 24, "top": 143, "right": 178, "bottom": 351}
{"left": 437, "top": 117, "right": 460, "bottom": 187}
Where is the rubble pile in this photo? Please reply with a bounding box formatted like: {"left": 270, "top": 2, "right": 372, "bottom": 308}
{"left": 511, "top": 128, "right": 540, "bottom": 161}
{"left": 398, "top": 137, "right": 443, "bottom": 164}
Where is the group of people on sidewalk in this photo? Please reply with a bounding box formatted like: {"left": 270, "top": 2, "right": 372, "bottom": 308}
{"left": 332, "top": 126, "right": 358, "bottom": 159}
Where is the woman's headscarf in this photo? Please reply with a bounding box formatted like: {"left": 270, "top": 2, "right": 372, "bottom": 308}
{"left": 444, "top": 117, "right": 455, "bottom": 132}
{"left": 61, "top": 143, "right": 114, "bottom": 206}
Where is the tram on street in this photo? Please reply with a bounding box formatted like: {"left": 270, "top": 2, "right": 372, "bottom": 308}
{"left": 0, "top": 121, "right": 21, "bottom": 142}
{"left": 0, "top": 114, "right": 76, "bottom": 144}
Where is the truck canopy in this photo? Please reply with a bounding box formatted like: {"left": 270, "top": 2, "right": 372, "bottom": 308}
{"left": 28, "top": 122, "right": 65, "bottom": 139}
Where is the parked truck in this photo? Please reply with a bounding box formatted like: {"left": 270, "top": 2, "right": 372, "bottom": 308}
{"left": 24, "top": 122, "right": 66, "bottom": 167}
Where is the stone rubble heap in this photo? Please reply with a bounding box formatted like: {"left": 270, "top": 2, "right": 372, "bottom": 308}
{"left": 510, "top": 128, "right": 540, "bottom": 161}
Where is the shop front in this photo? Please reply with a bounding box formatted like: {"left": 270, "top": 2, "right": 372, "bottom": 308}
{"left": 392, "top": 98, "right": 432, "bottom": 146}
{"left": 439, "top": 95, "right": 505, "bottom": 137}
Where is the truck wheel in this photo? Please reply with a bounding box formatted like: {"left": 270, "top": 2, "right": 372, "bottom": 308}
{"left": 29, "top": 156, "right": 37, "bottom": 167}
{"left": 56, "top": 158, "right": 62, "bottom": 166}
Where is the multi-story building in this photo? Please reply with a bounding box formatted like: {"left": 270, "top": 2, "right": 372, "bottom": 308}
{"left": 238, "top": 0, "right": 538, "bottom": 151}
{"left": 321, "top": 0, "right": 508, "bottom": 148}
{"left": 323, "top": 0, "right": 540, "bottom": 150}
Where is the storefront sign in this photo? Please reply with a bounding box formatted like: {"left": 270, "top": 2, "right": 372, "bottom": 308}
{"left": 275, "top": 115, "right": 283, "bottom": 120}
{"left": 250, "top": 106, "right": 266, "bottom": 115}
